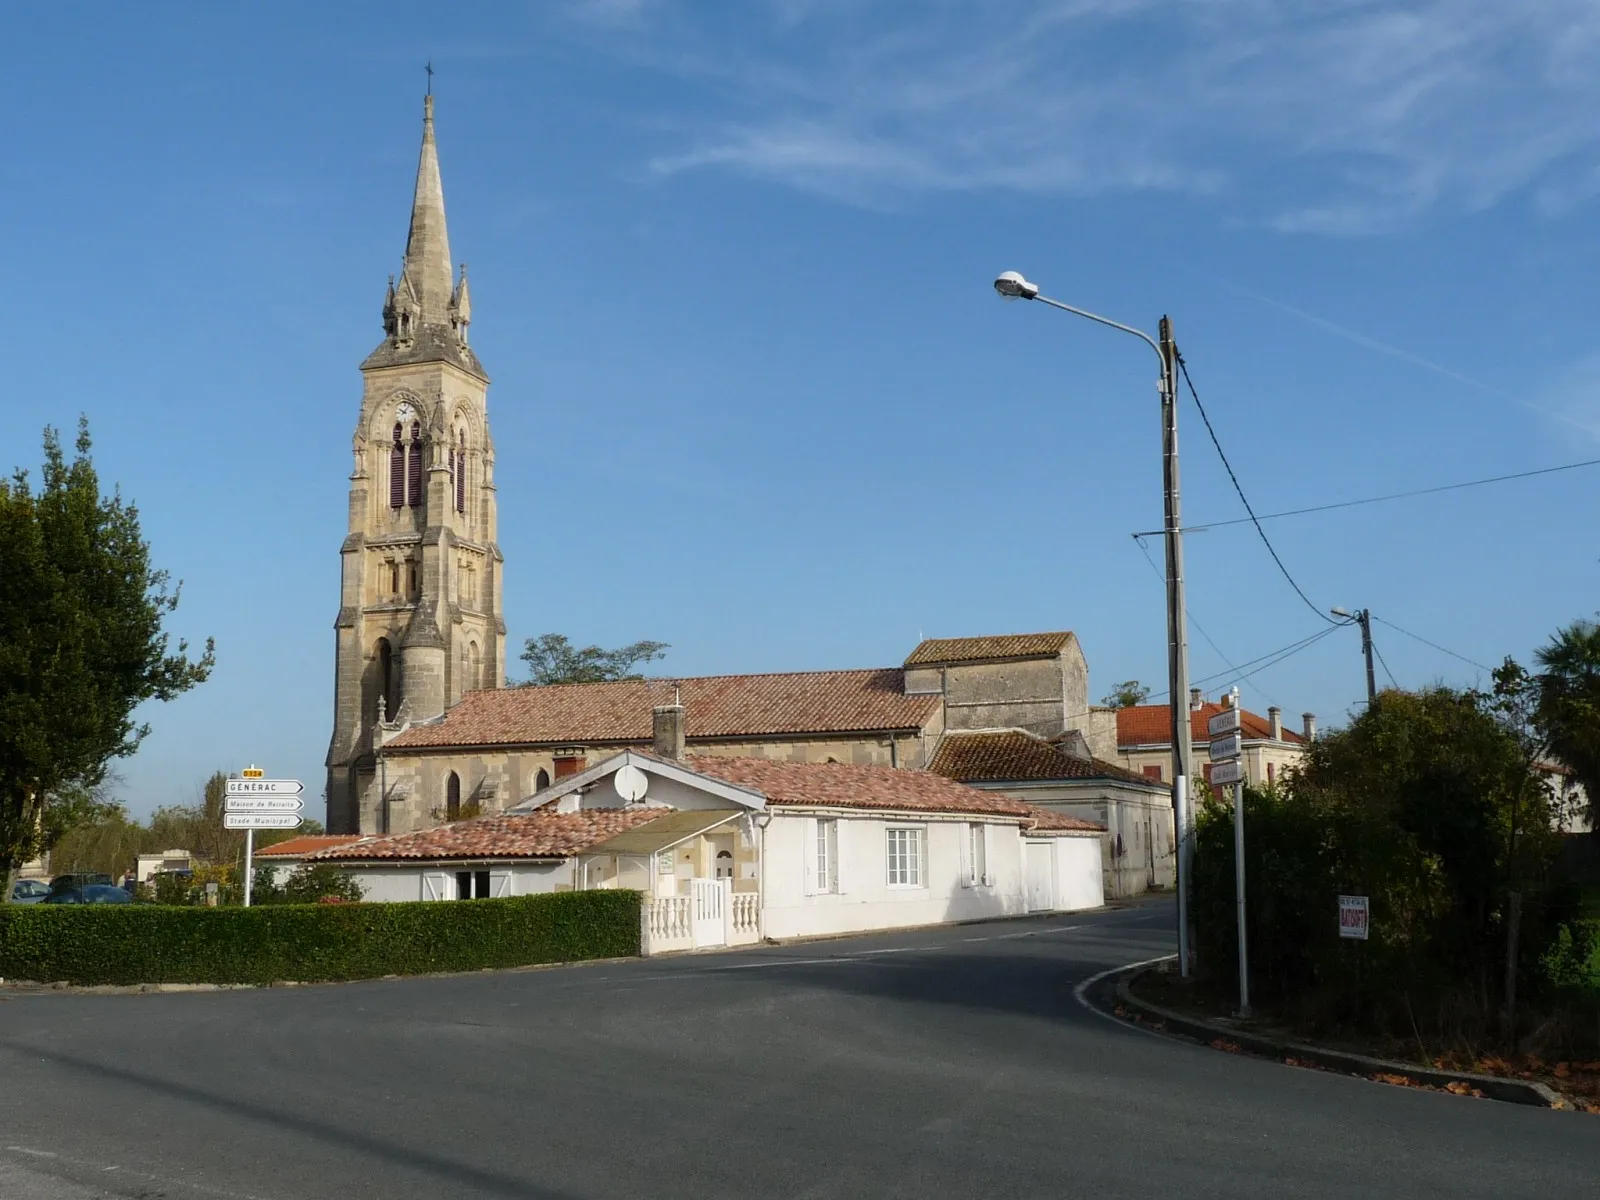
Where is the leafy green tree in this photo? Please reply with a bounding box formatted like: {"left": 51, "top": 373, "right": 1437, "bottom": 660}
{"left": 0, "top": 422, "right": 213, "bottom": 900}
{"left": 252, "top": 863, "right": 364, "bottom": 905}
{"left": 517, "top": 633, "right": 668, "bottom": 686}
{"left": 1535, "top": 617, "right": 1600, "bottom": 835}
{"left": 1099, "top": 680, "right": 1150, "bottom": 709}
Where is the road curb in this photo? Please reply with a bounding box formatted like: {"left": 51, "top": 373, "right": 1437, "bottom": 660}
{"left": 1105, "top": 963, "right": 1562, "bottom": 1109}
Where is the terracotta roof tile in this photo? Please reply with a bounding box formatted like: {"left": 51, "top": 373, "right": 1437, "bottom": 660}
{"left": 904, "top": 632, "right": 1073, "bottom": 667}
{"left": 1021, "top": 807, "right": 1106, "bottom": 835}
{"left": 387, "top": 669, "right": 938, "bottom": 750}
{"left": 255, "top": 835, "right": 364, "bottom": 858}
{"left": 685, "top": 755, "right": 1039, "bottom": 819}
{"left": 1116, "top": 703, "right": 1304, "bottom": 748}
{"left": 929, "top": 730, "right": 1156, "bottom": 787}
{"left": 308, "top": 808, "right": 668, "bottom": 862}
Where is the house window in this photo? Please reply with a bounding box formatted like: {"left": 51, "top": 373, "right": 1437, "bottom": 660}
{"left": 1143, "top": 765, "right": 1163, "bottom": 782}
{"left": 815, "top": 819, "right": 838, "bottom": 893}
{"left": 455, "top": 869, "right": 491, "bottom": 899}
{"left": 886, "top": 827, "right": 923, "bottom": 888}
{"left": 967, "top": 823, "right": 986, "bottom": 886}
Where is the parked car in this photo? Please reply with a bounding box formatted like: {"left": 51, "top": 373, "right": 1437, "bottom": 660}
{"left": 9, "top": 879, "right": 50, "bottom": 903}
{"left": 42, "top": 884, "right": 132, "bottom": 905}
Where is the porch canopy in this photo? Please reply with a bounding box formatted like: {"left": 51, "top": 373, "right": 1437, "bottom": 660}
{"left": 576, "top": 809, "right": 747, "bottom": 891}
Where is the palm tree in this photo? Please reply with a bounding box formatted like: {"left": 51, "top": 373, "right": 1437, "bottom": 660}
{"left": 1535, "top": 618, "right": 1600, "bottom": 835}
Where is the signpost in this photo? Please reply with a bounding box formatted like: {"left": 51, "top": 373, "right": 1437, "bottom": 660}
{"left": 226, "top": 770, "right": 303, "bottom": 906}
{"left": 1210, "top": 692, "right": 1250, "bottom": 1016}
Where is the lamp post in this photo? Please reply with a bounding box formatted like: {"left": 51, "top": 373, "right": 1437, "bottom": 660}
{"left": 994, "top": 270, "right": 1195, "bottom": 977}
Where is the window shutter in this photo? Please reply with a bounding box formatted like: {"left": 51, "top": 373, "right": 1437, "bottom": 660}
{"left": 832, "top": 820, "right": 846, "bottom": 895}
{"left": 490, "top": 870, "right": 513, "bottom": 898}
{"left": 980, "top": 824, "right": 994, "bottom": 887}
{"left": 802, "top": 817, "right": 817, "bottom": 896}
{"left": 389, "top": 426, "right": 404, "bottom": 508}
{"left": 958, "top": 823, "right": 972, "bottom": 888}
{"left": 407, "top": 423, "right": 423, "bottom": 507}
{"left": 455, "top": 435, "right": 466, "bottom": 513}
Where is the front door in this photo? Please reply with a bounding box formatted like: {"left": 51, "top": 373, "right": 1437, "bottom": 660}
{"left": 1024, "top": 841, "right": 1055, "bottom": 912}
{"left": 711, "top": 834, "right": 735, "bottom": 880}
{"left": 690, "top": 877, "right": 727, "bottom": 948}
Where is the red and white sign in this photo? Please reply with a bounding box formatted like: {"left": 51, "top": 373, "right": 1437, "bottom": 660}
{"left": 1338, "top": 895, "right": 1369, "bottom": 940}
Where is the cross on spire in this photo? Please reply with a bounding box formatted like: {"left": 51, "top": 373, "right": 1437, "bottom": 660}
{"left": 425, "top": 60, "right": 433, "bottom": 96}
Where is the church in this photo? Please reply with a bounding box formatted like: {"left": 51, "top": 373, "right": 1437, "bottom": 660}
{"left": 324, "top": 94, "right": 506, "bottom": 836}
{"left": 323, "top": 96, "right": 1188, "bottom": 899}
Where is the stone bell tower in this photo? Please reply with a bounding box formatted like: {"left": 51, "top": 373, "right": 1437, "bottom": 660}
{"left": 325, "top": 94, "right": 505, "bottom": 835}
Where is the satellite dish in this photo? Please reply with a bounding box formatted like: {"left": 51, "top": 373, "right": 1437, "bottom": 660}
{"left": 614, "top": 764, "right": 649, "bottom": 803}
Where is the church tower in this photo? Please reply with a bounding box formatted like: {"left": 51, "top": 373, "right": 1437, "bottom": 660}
{"left": 325, "top": 95, "right": 505, "bottom": 835}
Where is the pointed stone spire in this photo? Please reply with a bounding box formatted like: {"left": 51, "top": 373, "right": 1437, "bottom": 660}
{"left": 400, "top": 95, "right": 454, "bottom": 322}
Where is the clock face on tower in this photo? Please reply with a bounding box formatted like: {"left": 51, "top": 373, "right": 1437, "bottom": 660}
{"left": 395, "top": 401, "right": 416, "bottom": 423}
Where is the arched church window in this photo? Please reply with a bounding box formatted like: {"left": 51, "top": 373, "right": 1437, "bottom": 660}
{"left": 376, "top": 637, "right": 397, "bottom": 722}
{"left": 406, "top": 422, "right": 423, "bottom": 507}
{"left": 387, "top": 561, "right": 399, "bottom": 596}
{"left": 455, "top": 429, "right": 467, "bottom": 514}
{"left": 446, "top": 772, "right": 461, "bottom": 821}
{"left": 535, "top": 768, "right": 550, "bottom": 792}
{"left": 389, "top": 424, "right": 404, "bottom": 509}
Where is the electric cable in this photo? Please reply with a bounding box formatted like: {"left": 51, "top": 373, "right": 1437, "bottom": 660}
{"left": 1370, "top": 615, "right": 1492, "bottom": 673}
{"left": 1176, "top": 353, "right": 1337, "bottom": 625}
{"left": 1152, "top": 456, "right": 1600, "bottom": 534}
{"left": 1371, "top": 635, "right": 1400, "bottom": 690}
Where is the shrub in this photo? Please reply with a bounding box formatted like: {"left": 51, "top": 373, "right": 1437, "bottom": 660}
{"left": 0, "top": 890, "right": 642, "bottom": 985}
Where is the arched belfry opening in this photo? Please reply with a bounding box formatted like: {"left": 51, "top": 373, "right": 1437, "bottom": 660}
{"left": 446, "top": 771, "right": 461, "bottom": 821}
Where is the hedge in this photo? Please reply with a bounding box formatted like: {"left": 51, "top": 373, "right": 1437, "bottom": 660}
{"left": 0, "top": 890, "right": 642, "bottom": 986}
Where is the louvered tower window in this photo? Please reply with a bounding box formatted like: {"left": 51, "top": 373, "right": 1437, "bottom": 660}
{"left": 389, "top": 424, "right": 404, "bottom": 509}
{"left": 455, "top": 430, "right": 467, "bottom": 514}
{"left": 406, "top": 421, "right": 423, "bottom": 507}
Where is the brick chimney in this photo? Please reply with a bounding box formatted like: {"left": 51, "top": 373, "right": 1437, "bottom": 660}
{"left": 653, "top": 703, "right": 686, "bottom": 760}
{"left": 1302, "top": 712, "right": 1317, "bottom": 742}
{"left": 1268, "top": 706, "right": 1283, "bottom": 741}
{"left": 1189, "top": 687, "right": 1203, "bottom": 711}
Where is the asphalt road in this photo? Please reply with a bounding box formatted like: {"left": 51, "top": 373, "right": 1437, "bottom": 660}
{"left": 1, "top": 897, "right": 1593, "bottom": 1199}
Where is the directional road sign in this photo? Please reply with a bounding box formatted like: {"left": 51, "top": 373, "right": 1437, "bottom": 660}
{"left": 1210, "top": 760, "right": 1245, "bottom": 787}
{"left": 1207, "top": 707, "right": 1241, "bottom": 737}
{"left": 224, "top": 812, "right": 303, "bottom": 830}
{"left": 225, "top": 796, "right": 304, "bottom": 814}
{"left": 225, "top": 778, "right": 304, "bottom": 797}
{"left": 1208, "top": 733, "right": 1243, "bottom": 762}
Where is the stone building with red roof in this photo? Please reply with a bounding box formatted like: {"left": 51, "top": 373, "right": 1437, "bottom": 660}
{"left": 1111, "top": 691, "right": 1315, "bottom": 790}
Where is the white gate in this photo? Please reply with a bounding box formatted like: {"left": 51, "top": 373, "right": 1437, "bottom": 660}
{"left": 1024, "top": 841, "right": 1055, "bottom": 912}
{"left": 690, "top": 877, "right": 727, "bottom": 948}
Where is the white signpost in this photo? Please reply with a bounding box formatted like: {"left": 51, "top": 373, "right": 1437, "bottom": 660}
{"left": 226, "top": 770, "right": 303, "bottom": 906}
{"left": 1210, "top": 692, "right": 1250, "bottom": 1016}
{"left": 1339, "top": 895, "right": 1370, "bottom": 940}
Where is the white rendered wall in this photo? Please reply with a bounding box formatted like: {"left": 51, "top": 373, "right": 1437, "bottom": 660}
{"left": 759, "top": 812, "right": 1033, "bottom": 940}
{"left": 343, "top": 861, "right": 571, "bottom": 903}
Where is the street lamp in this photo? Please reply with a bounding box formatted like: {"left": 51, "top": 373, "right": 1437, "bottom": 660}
{"left": 993, "top": 270, "right": 1196, "bottom": 978}
{"left": 1330, "top": 607, "right": 1376, "bottom": 705}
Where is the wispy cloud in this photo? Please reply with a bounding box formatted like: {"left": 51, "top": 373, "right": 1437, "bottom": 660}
{"left": 551, "top": 0, "right": 1600, "bottom": 229}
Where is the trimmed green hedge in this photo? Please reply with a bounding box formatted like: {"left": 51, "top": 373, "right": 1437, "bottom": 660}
{"left": 0, "top": 891, "right": 642, "bottom": 986}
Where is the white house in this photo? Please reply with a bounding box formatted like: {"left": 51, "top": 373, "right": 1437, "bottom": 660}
{"left": 302, "top": 707, "right": 1106, "bottom": 953}
{"left": 929, "top": 728, "right": 1175, "bottom": 899}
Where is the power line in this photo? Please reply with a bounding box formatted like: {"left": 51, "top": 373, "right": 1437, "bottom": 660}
{"left": 1176, "top": 354, "right": 1337, "bottom": 625}
{"left": 1370, "top": 615, "right": 1493, "bottom": 673}
{"left": 1192, "top": 625, "right": 1342, "bottom": 691}
{"left": 1131, "top": 535, "right": 1283, "bottom": 707}
{"left": 1371, "top": 635, "right": 1400, "bottom": 690}
{"left": 1142, "top": 456, "right": 1600, "bottom": 535}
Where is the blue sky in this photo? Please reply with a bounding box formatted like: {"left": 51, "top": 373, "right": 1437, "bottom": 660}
{"left": 4, "top": 1, "right": 1597, "bottom": 819}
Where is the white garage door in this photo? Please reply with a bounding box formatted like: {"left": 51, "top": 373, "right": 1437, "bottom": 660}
{"left": 1024, "top": 840, "right": 1055, "bottom": 912}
